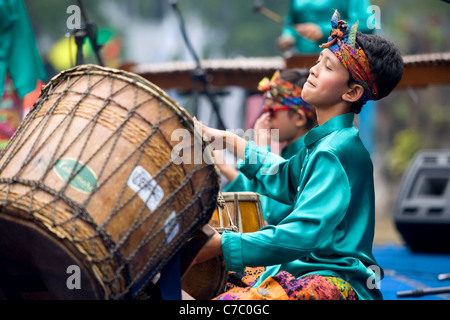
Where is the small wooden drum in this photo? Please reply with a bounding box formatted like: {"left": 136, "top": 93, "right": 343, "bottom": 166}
{"left": 182, "top": 192, "right": 264, "bottom": 300}
{"left": 0, "top": 65, "right": 220, "bottom": 300}
{"left": 210, "top": 192, "right": 264, "bottom": 234}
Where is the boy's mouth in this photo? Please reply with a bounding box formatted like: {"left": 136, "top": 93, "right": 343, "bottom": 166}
{"left": 306, "top": 79, "right": 316, "bottom": 87}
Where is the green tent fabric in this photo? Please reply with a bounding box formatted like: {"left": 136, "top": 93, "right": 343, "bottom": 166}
{"left": 0, "top": 0, "right": 46, "bottom": 98}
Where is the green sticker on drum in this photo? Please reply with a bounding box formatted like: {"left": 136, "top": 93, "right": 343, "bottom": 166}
{"left": 54, "top": 158, "right": 98, "bottom": 194}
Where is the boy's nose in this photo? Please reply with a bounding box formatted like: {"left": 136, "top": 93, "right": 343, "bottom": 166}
{"left": 309, "top": 64, "right": 318, "bottom": 77}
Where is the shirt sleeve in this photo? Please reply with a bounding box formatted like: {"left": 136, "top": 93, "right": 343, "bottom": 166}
{"left": 222, "top": 150, "right": 351, "bottom": 272}
{"left": 238, "top": 140, "right": 300, "bottom": 205}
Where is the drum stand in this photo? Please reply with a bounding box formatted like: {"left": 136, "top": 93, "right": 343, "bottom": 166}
{"left": 170, "top": 0, "right": 226, "bottom": 130}
{"left": 72, "top": 0, "right": 104, "bottom": 67}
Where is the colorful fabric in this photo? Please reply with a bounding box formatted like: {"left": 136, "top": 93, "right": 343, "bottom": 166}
{"left": 0, "top": 74, "right": 22, "bottom": 150}
{"left": 225, "top": 267, "right": 266, "bottom": 291}
{"left": 257, "top": 71, "right": 315, "bottom": 121}
{"left": 214, "top": 269, "right": 358, "bottom": 300}
{"left": 320, "top": 10, "right": 378, "bottom": 104}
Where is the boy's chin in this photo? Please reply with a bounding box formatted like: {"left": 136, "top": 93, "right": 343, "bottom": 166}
{"left": 301, "top": 92, "right": 314, "bottom": 106}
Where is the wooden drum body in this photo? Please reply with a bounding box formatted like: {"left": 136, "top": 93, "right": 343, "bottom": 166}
{"left": 0, "top": 65, "right": 220, "bottom": 300}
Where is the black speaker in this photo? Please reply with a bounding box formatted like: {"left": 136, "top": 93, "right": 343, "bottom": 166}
{"left": 394, "top": 150, "right": 450, "bottom": 253}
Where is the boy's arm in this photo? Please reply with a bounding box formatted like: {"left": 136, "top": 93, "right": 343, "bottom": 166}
{"left": 197, "top": 121, "right": 298, "bottom": 203}
{"left": 237, "top": 140, "right": 301, "bottom": 204}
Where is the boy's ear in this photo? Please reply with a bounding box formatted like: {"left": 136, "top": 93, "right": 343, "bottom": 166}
{"left": 342, "top": 82, "right": 364, "bottom": 103}
{"left": 294, "top": 109, "right": 307, "bottom": 127}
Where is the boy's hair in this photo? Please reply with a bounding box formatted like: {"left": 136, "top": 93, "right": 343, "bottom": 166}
{"left": 280, "top": 68, "right": 309, "bottom": 88}
{"left": 281, "top": 68, "right": 316, "bottom": 129}
{"left": 350, "top": 32, "right": 404, "bottom": 114}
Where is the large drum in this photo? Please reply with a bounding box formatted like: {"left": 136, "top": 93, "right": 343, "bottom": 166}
{"left": 0, "top": 65, "right": 220, "bottom": 300}
{"left": 182, "top": 192, "right": 264, "bottom": 300}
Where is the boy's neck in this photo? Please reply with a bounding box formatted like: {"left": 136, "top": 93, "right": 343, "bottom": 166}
{"left": 315, "top": 103, "right": 352, "bottom": 126}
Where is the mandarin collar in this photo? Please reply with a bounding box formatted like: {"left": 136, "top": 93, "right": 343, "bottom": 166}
{"left": 304, "top": 113, "right": 355, "bottom": 149}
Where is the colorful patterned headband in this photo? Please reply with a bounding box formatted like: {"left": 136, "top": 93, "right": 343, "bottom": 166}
{"left": 258, "top": 71, "right": 316, "bottom": 120}
{"left": 320, "top": 10, "right": 378, "bottom": 104}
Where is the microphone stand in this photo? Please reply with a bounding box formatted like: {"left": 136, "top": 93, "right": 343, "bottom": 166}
{"left": 397, "top": 272, "right": 450, "bottom": 298}
{"left": 169, "top": 0, "right": 226, "bottom": 130}
{"left": 73, "top": 0, "right": 104, "bottom": 66}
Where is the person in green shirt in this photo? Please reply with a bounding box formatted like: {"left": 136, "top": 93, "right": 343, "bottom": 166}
{"left": 278, "top": 0, "right": 374, "bottom": 54}
{"left": 194, "top": 10, "right": 403, "bottom": 300}
{"left": 218, "top": 68, "right": 316, "bottom": 227}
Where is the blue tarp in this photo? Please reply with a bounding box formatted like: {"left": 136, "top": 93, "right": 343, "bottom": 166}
{"left": 373, "top": 244, "right": 450, "bottom": 300}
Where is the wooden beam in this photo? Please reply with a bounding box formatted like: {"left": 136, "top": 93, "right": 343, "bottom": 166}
{"left": 123, "top": 52, "right": 450, "bottom": 92}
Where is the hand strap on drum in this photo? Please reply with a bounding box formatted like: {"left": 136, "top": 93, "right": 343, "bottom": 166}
{"left": 215, "top": 192, "right": 238, "bottom": 233}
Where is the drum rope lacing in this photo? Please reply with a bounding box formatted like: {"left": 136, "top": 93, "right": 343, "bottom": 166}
{"left": 215, "top": 192, "right": 238, "bottom": 233}
{"left": 0, "top": 65, "right": 220, "bottom": 299}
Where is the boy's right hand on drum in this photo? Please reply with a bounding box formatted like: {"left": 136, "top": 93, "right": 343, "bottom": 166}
{"left": 193, "top": 117, "right": 248, "bottom": 159}
{"left": 194, "top": 117, "right": 227, "bottom": 150}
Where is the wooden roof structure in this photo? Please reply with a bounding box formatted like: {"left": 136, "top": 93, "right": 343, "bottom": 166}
{"left": 122, "top": 52, "right": 450, "bottom": 92}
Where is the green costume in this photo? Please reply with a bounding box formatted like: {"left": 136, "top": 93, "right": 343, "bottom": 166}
{"left": 282, "top": 0, "right": 374, "bottom": 53}
{"left": 224, "top": 137, "right": 305, "bottom": 225}
{"left": 221, "top": 113, "right": 383, "bottom": 300}
{"left": 0, "top": 0, "right": 46, "bottom": 98}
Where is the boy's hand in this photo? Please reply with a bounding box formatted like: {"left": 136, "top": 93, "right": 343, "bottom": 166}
{"left": 194, "top": 117, "right": 227, "bottom": 150}
{"left": 254, "top": 113, "right": 271, "bottom": 147}
{"left": 295, "top": 23, "right": 323, "bottom": 42}
{"left": 193, "top": 117, "right": 248, "bottom": 159}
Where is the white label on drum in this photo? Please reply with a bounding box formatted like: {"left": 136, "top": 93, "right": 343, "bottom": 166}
{"left": 127, "top": 166, "right": 164, "bottom": 212}
{"left": 164, "top": 210, "right": 179, "bottom": 244}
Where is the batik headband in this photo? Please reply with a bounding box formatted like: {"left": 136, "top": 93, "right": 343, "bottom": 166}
{"left": 258, "top": 71, "right": 315, "bottom": 120}
{"left": 320, "top": 10, "right": 378, "bottom": 104}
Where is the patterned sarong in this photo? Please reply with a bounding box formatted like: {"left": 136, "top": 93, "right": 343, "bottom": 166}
{"left": 214, "top": 267, "right": 358, "bottom": 300}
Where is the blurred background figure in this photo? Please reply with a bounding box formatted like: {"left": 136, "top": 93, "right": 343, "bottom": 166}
{"left": 278, "top": 0, "right": 374, "bottom": 54}
{"left": 0, "top": 0, "right": 47, "bottom": 150}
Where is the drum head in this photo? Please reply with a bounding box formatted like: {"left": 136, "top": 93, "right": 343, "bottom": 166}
{"left": 0, "top": 212, "right": 104, "bottom": 300}
{"left": 181, "top": 255, "right": 227, "bottom": 300}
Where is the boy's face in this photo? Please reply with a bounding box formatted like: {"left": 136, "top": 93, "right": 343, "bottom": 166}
{"left": 264, "top": 98, "right": 305, "bottom": 143}
{"left": 302, "top": 49, "right": 351, "bottom": 108}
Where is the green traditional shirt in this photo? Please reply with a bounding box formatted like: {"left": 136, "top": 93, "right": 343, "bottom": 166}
{"left": 223, "top": 136, "right": 305, "bottom": 225}
{"left": 221, "top": 113, "right": 383, "bottom": 300}
{"left": 282, "top": 0, "right": 374, "bottom": 53}
{"left": 0, "top": 0, "right": 46, "bottom": 98}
